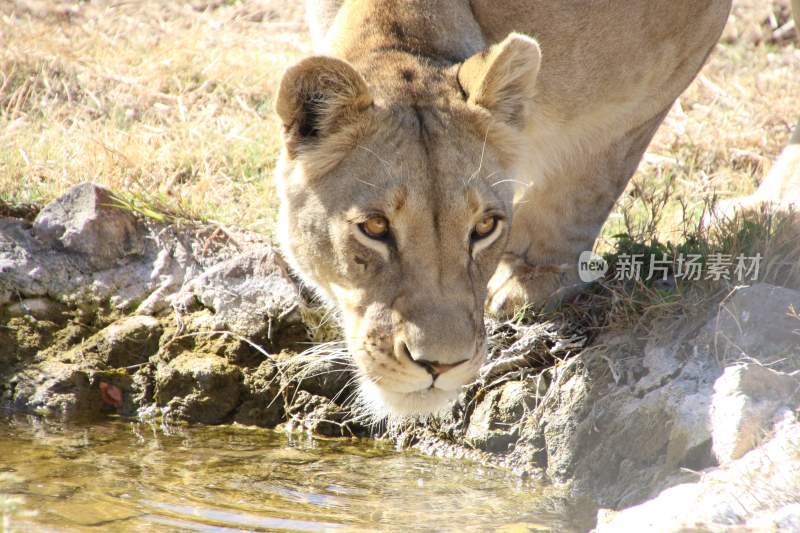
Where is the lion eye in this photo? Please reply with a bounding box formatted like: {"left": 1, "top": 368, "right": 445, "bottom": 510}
{"left": 360, "top": 215, "right": 390, "bottom": 240}
{"left": 472, "top": 215, "right": 498, "bottom": 240}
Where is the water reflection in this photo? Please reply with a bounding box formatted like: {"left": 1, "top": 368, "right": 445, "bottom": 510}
{"left": 0, "top": 413, "right": 590, "bottom": 532}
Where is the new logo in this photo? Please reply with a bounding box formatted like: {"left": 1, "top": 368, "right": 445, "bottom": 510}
{"left": 578, "top": 251, "right": 608, "bottom": 283}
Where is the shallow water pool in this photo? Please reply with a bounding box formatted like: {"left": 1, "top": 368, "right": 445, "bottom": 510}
{"left": 0, "top": 413, "right": 591, "bottom": 532}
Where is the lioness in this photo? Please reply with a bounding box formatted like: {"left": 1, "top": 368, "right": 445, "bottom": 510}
{"left": 274, "top": 0, "right": 799, "bottom": 418}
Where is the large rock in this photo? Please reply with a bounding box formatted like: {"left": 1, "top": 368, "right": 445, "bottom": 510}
{"left": 710, "top": 363, "right": 799, "bottom": 463}
{"left": 7, "top": 359, "right": 107, "bottom": 417}
{"left": 2, "top": 315, "right": 164, "bottom": 417}
{"left": 0, "top": 210, "right": 191, "bottom": 312}
{"left": 176, "top": 246, "right": 306, "bottom": 346}
{"left": 32, "top": 183, "right": 144, "bottom": 270}
{"left": 2, "top": 182, "right": 307, "bottom": 335}
{"left": 596, "top": 411, "right": 800, "bottom": 532}
{"left": 500, "top": 283, "right": 800, "bottom": 510}
{"left": 2, "top": 183, "right": 322, "bottom": 428}
{"left": 507, "top": 332, "right": 717, "bottom": 508}
{"left": 694, "top": 283, "right": 800, "bottom": 371}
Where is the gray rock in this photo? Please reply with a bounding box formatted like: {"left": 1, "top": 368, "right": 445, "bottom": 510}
{"left": 710, "top": 363, "right": 799, "bottom": 463}
{"left": 1, "top": 183, "right": 305, "bottom": 337}
{"left": 177, "top": 246, "right": 306, "bottom": 343}
{"left": 694, "top": 283, "right": 800, "bottom": 371}
{"left": 1, "top": 217, "right": 86, "bottom": 300}
{"left": 635, "top": 341, "right": 682, "bottom": 393}
{"left": 596, "top": 410, "right": 800, "bottom": 532}
{"left": 498, "top": 283, "right": 800, "bottom": 509}
{"left": 155, "top": 353, "right": 242, "bottom": 424}
{"left": 32, "top": 183, "right": 144, "bottom": 270}
{"left": 466, "top": 380, "right": 539, "bottom": 453}
{"left": 550, "top": 370, "right": 713, "bottom": 507}
{"left": 0, "top": 214, "right": 184, "bottom": 312}
{"left": 6, "top": 297, "right": 66, "bottom": 321}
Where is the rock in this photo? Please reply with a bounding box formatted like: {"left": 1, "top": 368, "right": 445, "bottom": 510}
{"left": 155, "top": 353, "right": 242, "bottom": 424}
{"left": 506, "top": 325, "right": 722, "bottom": 508}
{"left": 286, "top": 390, "right": 366, "bottom": 437}
{"left": 32, "top": 183, "right": 144, "bottom": 270}
{"left": 502, "top": 284, "right": 800, "bottom": 509}
{"left": 48, "top": 315, "right": 162, "bottom": 371}
{"left": 596, "top": 410, "right": 800, "bottom": 532}
{"left": 177, "top": 246, "right": 306, "bottom": 346}
{"left": 466, "top": 380, "right": 539, "bottom": 453}
{"left": 1, "top": 212, "right": 177, "bottom": 312}
{"left": 5, "top": 297, "right": 66, "bottom": 322}
{"left": 234, "top": 360, "right": 285, "bottom": 428}
{"left": 96, "top": 315, "right": 163, "bottom": 369}
{"left": 0, "top": 217, "right": 80, "bottom": 300}
{"left": 635, "top": 341, "right": 682, "bottom": 393}
{"left": 694, "top": 283, "right": 800, "bottom": 371}
{"left": 283, "top": 355, "right": 355, "bottom": 401}
{"left": 745, "top": 504, "right": 800, "bottom": 531}
{"left": 7, "top": 360, "right": 106, "bottom": 417}
{"left": 1, "top": 315, "right": 162, "bottom": 418}
{"left": 0, "top": 316, "right": 57, "bottom": 370}
{"left": 710, "top": 363, "right": 799, "bottom": 463}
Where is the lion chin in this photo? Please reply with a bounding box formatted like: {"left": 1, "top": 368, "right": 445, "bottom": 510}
{"left": 357, "top": 379, "right": 459, "bottom": 420}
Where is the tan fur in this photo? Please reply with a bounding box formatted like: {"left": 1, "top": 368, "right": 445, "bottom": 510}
{"left": 275, "top": 0, "right": 798, "bottom": 418}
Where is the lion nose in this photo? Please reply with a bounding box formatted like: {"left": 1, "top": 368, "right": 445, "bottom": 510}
{"left": 397, "top": 341, "right": 469, "bottom": 376}
{"left": 416, "top": 359, "right": 467, "bottom": 377}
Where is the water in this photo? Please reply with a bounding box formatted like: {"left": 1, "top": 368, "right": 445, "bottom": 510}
{"left": 0, "top": 413, "right": 590, "bottom": 532}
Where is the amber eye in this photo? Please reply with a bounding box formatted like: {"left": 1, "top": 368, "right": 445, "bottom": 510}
{"left": 360, "top": 215, "right": 390, "bottom": 240}
{"left": 472, "top": 215, "right": 498, "bottom": 240}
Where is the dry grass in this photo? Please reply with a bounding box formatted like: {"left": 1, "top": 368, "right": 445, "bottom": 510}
{"left": 0, "top": 0, "right": 309, "bottom": 233}
{"left": 0, "top": 0, "right": 797, "bottom": 243}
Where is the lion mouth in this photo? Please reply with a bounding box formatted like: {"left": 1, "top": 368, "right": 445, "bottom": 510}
{"left": 348, "top": 342, "right": 485, "bottom": 419}
{"left": 356, "top": 378, "right": 461, "bottom": 419}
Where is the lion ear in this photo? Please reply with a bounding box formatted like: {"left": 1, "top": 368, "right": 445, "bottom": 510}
{"left": 275, "top": 56, "right": 372, "bottom": 153}
{"left": 457, "top": 33, "right": 541, "bottom": 129}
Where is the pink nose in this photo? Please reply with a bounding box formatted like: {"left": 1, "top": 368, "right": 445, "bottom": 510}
{"left": 428, "top": 362, "right": 463, "bottom": 376}
{"left": 396, "top": 341, "right": 470, "bottom": 376}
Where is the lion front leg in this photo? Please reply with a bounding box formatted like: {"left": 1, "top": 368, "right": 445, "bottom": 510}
{"left": 487, "top": 253, "right": 586, "bottom": 315}
{"left": 488, "top": 111, "right": 670, "bottom": 316}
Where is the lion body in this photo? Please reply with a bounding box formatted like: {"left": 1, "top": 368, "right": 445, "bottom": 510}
{"left": 274, "top": 0, "right": 797, "bottom": 417}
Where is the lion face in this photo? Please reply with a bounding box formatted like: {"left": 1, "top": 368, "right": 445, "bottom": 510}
{"left": 274, "top": 35, "right": 541, "bottom": 417}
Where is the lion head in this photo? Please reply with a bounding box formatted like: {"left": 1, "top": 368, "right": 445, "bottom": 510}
{"left": 274, "top": 34, "right": 541, "bottom": 418}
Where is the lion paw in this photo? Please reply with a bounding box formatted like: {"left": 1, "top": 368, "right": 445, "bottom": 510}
{"left": 486, "top": 254, "right": 588, "bottom": 317}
